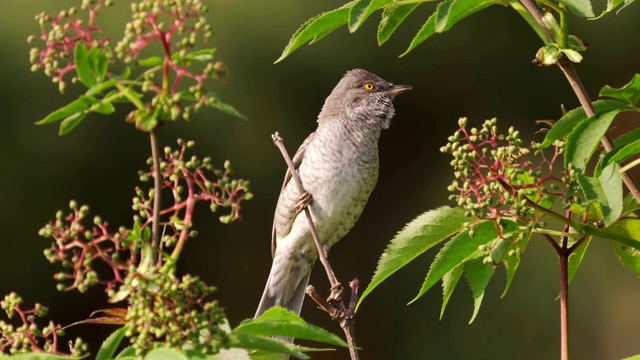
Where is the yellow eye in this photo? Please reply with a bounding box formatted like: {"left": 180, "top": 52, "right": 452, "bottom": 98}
{"left": 363, "top": 82, "right": 375, "bottom": 91}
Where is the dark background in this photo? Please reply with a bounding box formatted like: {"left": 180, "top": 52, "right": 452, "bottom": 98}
{"left": 1, "top": 1, "right": 640, "bottom": 359}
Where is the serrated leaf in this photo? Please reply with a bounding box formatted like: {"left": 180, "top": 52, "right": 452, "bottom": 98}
{"left": 0, "top": 355, "right": 82, "bottom": 360}
{"left": 139, "top": 56, "right": 163, "bottom": 67}
{"left": 559, "top": 0, "right": 595, "bottom": 17}
{"left": 276, "top": 2, "right": 355, "bottom": 63}
{"left": 623, "top": 193, "right": 640, "bottom": 215}
{"left": 377, "top": 3, "right": 420, "bottom": 45}
{"left": 96, "top": 327, "right": 127, "bottom": 360}
{"left": 597, "top": 137, "right": 640, "bottom": 176}
{"left": 59, "top": 112, "right": 88, "bottom": 135}
{"left": 440, "top": 263, "right": 464, "bottom": 319}
{"left": 565, "top": 110, "right": 620, "bottom": 172}
{"left": 234, "top": 307, "right": 347, "bottom": 347}
{"left": 593, "top": 0, "right": 634, "bottom": 19}
{"left": 501, "top": 232, "right": 531, "bottom": 298}
{"left": 610, "top": 219, "right": 640, "bottom": 277}
{"left": 95, "top": 51, "right": 110, "bottom": 83}
{"left": 577, "top": 163, "right": 623, "bottom": 226}
{"left": 349, "top": 0, "right": 391, "bottom": 32}
{"left": 207, "top": 92, "right": 247, "bottom": 120}
{"left": 410, "top": 219, "right": 518, "bottom": 304}
{"left": 400, "top": 0, "right": 498, "bottom": 57}
{"left": 567, "top": 236, "right": 591, "bottom": 285}
{"left": 600, "top": 74, "right": 640, "bottom": 106}
{"left": 229, "top": 332, "right": 310, "bottom": 359}
{"left": 464, "top": 256, "right": 495, "bottom": 323}
{"left": 357, "top": 206, "right": 469, "bottom": 309}
{"left": 36, "top": 96, "right": 96, "bottom": 125}
{"left": 541, "top": 100, "right": 630, "bottom": 148}
{"left": 75, "top": 42, "right": 96, "bottom": 87}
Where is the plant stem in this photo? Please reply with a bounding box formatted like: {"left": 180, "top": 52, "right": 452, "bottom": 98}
{"left": 150, "top": 128, "right": 162, "bottom": 264}
{"left": 559, "top": 250, "right": 570, "bottom": 360}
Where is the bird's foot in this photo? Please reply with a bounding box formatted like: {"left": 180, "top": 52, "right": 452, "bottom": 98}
{"left": 294, "top": 191, "right": 313, "bottom": 213}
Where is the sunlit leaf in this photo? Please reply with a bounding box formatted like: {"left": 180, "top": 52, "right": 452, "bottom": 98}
{"left": 144, "top": 348, "right": 189, "bottom": 360}
{"left": 410, "top": 219, "right": 518, "bottom": 304}
{"left": 599, "top": 74, "right": 640, "bottom": 106}
{"left": 349, "top": 0, "right": 391, "bottom": 32}
{"left": 35, "top": 96, "right": 95, "bottom": 125}
{"left": 501, "top": 232, "right": 531, "bottom": 298}
{"left": 541, "top": 100, "right": 630, "bottom": 148}
{"left": 401, "top": 0, "right": 498, "bottom": 57}
{"left": 276, "top": 2, "right": 355, "bottom": 63}
{"left": 577, "top": 163, "right": 623, "bottom": 226}
{"left": 597, "top": 137, "right": 640, "bottom": 176}
{"left": 96, "top": 327, "right": 127, "bottom": 360}
{"left": 558, "top": 0, "right": 595, "bottom": 17}
{"left": 59, "top": 112, "right": 88, "bottom": 135}
{"left": 464, "top": 257, "right": 495, "bottom": 323}
{"left": 567, "top": 236, "right": 592, "bottom": 285}
{"left": 440, "top": 264, "right": 464, "bottom": 319}
{"left": 565, "top": 110, "right": 620, "bottom": 172}
{"left": 75, "top": 42, "right": 96, "bottom": 87}
{"left": 610, "top": 219, "right": 640, "bottom": 278}
{"left": 234, "top": 307, "right": 347, "bottom": 347}
{"left": 357, "top": 206, "right": 469, "bottom": 309}
{"left": 377, "top": 3, "right": 420, "bottom": 45}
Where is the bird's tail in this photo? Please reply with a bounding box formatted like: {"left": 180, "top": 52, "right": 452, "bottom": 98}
{"left": 255, "top": 270, "right": 311, "bottom": 318}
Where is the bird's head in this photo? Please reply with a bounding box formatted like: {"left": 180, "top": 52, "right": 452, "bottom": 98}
{"left": 318, "top": 68, "right": 411, "bottom": 129}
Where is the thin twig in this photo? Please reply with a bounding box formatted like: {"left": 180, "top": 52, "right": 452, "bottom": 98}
{"left": 271, "top": 132, "right": 341, "bottom": 293}
{"left": 519, "top": 0, "right": 640, "bottom": 205}
{"left": 149, "top": 128, "right": 162, "bottom": 264}
{"left": 559, "top": 250, "right": 570, "bottom": 360}
{"left": 272, "top": 132, "right": 360, "bottom": 360}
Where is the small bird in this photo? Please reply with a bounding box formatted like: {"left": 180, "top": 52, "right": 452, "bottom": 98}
{"left": 256, "top": 69, "right": 411, "bottom": 318}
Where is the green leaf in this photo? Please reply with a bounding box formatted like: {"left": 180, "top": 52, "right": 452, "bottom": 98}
{"left": 207, "top": 92, "right": 247, "bottom": 120}
{"left": 501, "top": 232, "right": 531, "bottom": 297}
{"left": 275, "top": 2, "right": 355, "bottom": 63}
{"left": 597, "top": 138, "right": 640, "bottom": 176}
{"left": 464, "top": 256, "right": 495, "bottom": 323}
{"left": 535, "top": 44, "right": 562, "bottom": 66}
{"left": 400, "top": 0, "right": 498, "bottom": 57}
{"left": 357, "top": 206, "right": 469, "bottom": 309}
{"left": 230, "top": 332, "right": 310, "bottom": 359}
{"left": 92, "top": 102, "right": 116, "bottom": 115}
{"left": 592, "top": 0, "right": 627, "bottom": 18}
{"left": 35, "top": 96, "right": 96, "bottom": 125}
{"left": 234, "top": 307, "right": 348, "bottom": 347}
{"left": 541, "top": 100, "right": 630, "bottom": 148}
{"left": 562, "top": 49, "right": 583, "bottom": 63}
{"left": 576, "top": 163, "right": 623, "bottom": 226}
{"left": 558, "top": 0, "right": 595, "bottom": 17}
{"left": 440, "top": 264, "right": 464, "bottom": 319}
{"left": 349, "top": 0, "right": 391, "bottom": 32}
{"left": 186, "top": 48, "right": 216, "bottom": 62}
{"left": 410, "top": 219, "right": 518, "bottom": 304}
{"left": 600, "top": 74, "right": 640, "bottom": 106}
{"left": 95, "top": 51, "right": 110, "bottom": 82}
{"left": 377, "top": 3, "right": 420, "bottom": 45}
{"left": 622, "top": 355, "right": 640, "bottom": 360}
{"left": 567, "top": 236, "right": 592, "bottom": 285}
{"left": 139, "top": 56, "right": 163, "bottom": 67}
{"left": 610, "top": 219, "right": 640, "bottom": 277}
{"left": 565, "top": 110, "right": 620, "bottom": 172}
{"left": 86, "top": 79, "right": 117, "bottom": 97}
{"left": 96, "top": 327, "right": 127, "bottom": 360}
{"left": 144, "top": 348, "right": 189, "bottom": 360}
{"left": 614, "top": 128, "right": 640, "bottom": 148}
{"left": 0, "top": 355, "right": 82, "bottom": 360}
{"left": 115, "top": 346, "right": 136, "bottom": 359}
{"left": 623, "top": 193, "right": 640, "bottom": 215}
{"left": 74, "top": 43, "right": 96, "bottom": 87}
{"left": 59, "top": 112, "right": 88, "bottom": 135}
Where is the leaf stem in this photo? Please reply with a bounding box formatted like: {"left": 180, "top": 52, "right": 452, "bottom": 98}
{"left": 619, "top": 157, "right": 640, "bottom": 174}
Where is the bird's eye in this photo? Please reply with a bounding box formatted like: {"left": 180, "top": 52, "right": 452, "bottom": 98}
{"left": 363, "top": 82, "right": 375, "bottom": 91}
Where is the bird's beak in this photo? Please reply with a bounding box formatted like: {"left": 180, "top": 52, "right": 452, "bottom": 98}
{"left": 386, "top": 84, "right": 412, "bottom": 98}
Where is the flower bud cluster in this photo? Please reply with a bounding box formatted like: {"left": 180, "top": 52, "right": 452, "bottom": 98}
{"left": 441, "top": 118, "right": 564, "bottom": 223}
{"left": 28, "top": 0, "right": 112, "bottom": 93}
{"left": 0, "top": 292, "right": 86, "bottom": 356}
{"left": 39, "top": 201, "right": 135, "bottom": 294}
{"left": 124, "top": 270, "right": 229, "bottom": 355}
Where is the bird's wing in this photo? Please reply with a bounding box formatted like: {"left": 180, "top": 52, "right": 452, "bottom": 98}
{"left": 271, "top": 132, "right": 315, "bottom": 257}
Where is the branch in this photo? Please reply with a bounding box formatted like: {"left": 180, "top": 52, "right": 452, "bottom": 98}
{"left": 518, "top": 0, "right": 640, "bottom": 205}
{"left": 149, "top": 128, "right": 162, "bottom": 265}
{"left": 272, "top": 132, "right": 360, "bottom": 360}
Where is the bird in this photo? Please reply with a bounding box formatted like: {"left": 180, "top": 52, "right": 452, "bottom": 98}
{"left": 256, "top": 69, "right": 411, "bottom": 318}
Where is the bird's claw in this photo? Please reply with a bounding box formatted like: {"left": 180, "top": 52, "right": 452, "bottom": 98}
{"left": 294, "top": 191, "right": 313, "bottom": 213}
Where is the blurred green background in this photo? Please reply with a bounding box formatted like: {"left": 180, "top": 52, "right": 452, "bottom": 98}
{"left": 2, "top": 1, "right": 640, "bottom": 359}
